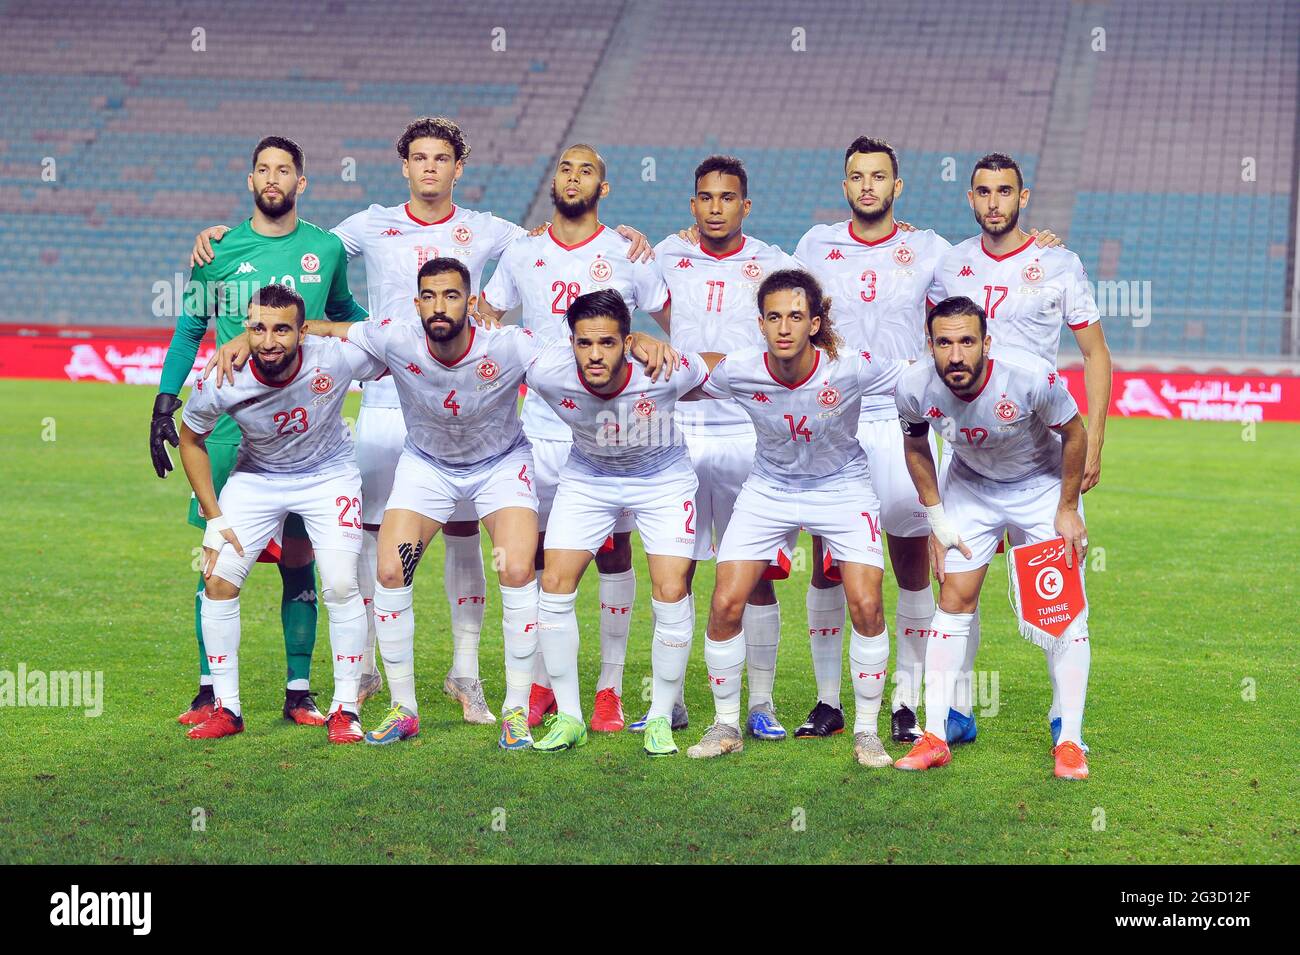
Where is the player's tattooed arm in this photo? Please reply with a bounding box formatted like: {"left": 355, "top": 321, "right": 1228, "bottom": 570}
{"left": 190, "top": 225, "right": 231, "bottom": 267}
{"left": 1052, "top": 415, "right": 1089, "bottom": 568}
{"left": 628, "top": 332, "right": 680, "bottom": 381}
{"left": 1072, "top": 322, "right": 1112, "bottom": 493}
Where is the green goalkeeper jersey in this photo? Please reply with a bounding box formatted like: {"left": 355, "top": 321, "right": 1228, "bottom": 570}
{"left": 157, "top": 217, "right": 367, "bottom": 444}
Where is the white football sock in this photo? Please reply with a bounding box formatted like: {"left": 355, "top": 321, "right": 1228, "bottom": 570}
{"left": 597, "top": 569, "right": 635, "bottom": 695}
{"left": 374, "top": 582, "right": 417, "bottom": 715}
{"left": 704, "top": 631, "right": 746, "bottom": 727}
{"left": 807, "top": 584, "right": 845, "bottom": 708}
{"left": 953, "top": 606, "right": 981, "bottom": 718}
{"left": 500, "top": 580, "right": 539, "bottom": 711}
{"left": 649, "top": 596, "right": 692, "bottom": 721}
{"left": 323, "top": 592, "right": 366, "bottom": 713}
{"left": 532, "top": 570, "right": 551, "bottom": 690}
{"left": 892, "top": 586, "right": 934, "bottom": 713}
{"left": 200, "top": 593, "right": 242, "bottom": 717}
{"left": 743, "top": 601, "right": 781, "bottom": 709}
{"left": 678, "top": 593, "right": 695, "bottom": 706}
{"left": 537, "top": 589, "right": 582, "bottom": 721}
{"left": 1052, "top": 630, "right": 1091, "bottom": 745}
{"left": 922, "top": 610, "right": 972, "bottom": 738}
{"left": 849, "top": 626, "right": 889, "bottom": 734}
{"left": 359, "top": 528, "right": 380, "bottom": 677}
{"left": 444, "top": 532, "right": 486, "bottom": 680}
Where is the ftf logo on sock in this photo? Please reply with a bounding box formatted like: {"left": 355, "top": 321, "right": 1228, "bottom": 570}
{"left": 49, "top": 885, "right": 151, "bottom": 935}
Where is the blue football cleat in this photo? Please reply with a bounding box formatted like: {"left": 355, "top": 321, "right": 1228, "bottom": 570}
{"left": 946, "top": 708, "right": 977, "bottom": 745}
{"left": 627, "top": 701, "right": 689, "bottom": 733}
{"left": 1050, "top": 716, "right": 1089, "bottom": 753}
{"left": 746, "top": 703, "right": 787, "bottom": 740}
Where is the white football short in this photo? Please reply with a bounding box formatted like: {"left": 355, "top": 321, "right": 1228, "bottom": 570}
{"left": 857, "top": 414, "right": 936, "bottom": 538}
{"left": 683, "top": 428, "right": 755, "bottom": 561}
{"left": 532, "top": 435, "right": 635, "bottom": 535}
{"left": 211, "top": 465, "right": 364, "bottom": 587}
{"left": 544, "top": 460, "right": 699, "bottom": 558}
{"left": 356, "top": 404, "right": 476, "bottom": 526}
{"left": 384, "top": 446, "right": 538, "bottom": 524}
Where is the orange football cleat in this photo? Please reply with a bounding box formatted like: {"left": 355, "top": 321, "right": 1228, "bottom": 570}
{"left": 1053, "top": 741, "right": 1089, "bottom": 780}
{"left": 177, "top": 689, "right": 216, "bottom": 726}
{"left": 187, "top": 704, "right": 244, "bottom": 740}
{"left": 284, "top": 690, "right": 326, "bottom": 726}
{"left": 893, "top": 731, "right": 952, "bottom": 771}
{"left": 327, "top": 707, "right": 364, "bottom": 744}
{"left": 528, "top": 684, "right": 557, "bottom": 728}
{"left": 590, "top": 687, "right": 625, "bottom": 732}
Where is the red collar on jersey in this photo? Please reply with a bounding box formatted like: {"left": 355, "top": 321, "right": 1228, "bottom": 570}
{"left": 848, "top": 222, "right": 898, "bottom": 247}
{"left": 980, "top": 234, "right": 1034, "bottom": 261}
{"left": 426, "top": 324, "right": 476, "bottom": 367}
{"left": 406, "top": 202, "right": 456, "bottom": 227}
{"left": 763, "top": 349, "right": 820, "bottom": 390}
{"left": 699, "top": 236, "right": 747, "bottom": 260}
{"left": 955, "top": 358, "right": 995, "bottom": 402}
{"left": 249, "top": 349, "right": 304, "bottom": 388}
{"left": 548, "top": 223, "right": 605, "bottom": 251}
{"left": 578, "top": 360, "right": 633, "bottom": 399}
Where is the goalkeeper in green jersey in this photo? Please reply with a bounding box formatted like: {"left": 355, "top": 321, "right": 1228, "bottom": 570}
{"left": 150, "top": 136, "right": 367, "bottom": 727}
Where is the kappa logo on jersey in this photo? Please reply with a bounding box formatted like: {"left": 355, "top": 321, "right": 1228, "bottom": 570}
{"left": 476, "top": 358, "right": 499, "bottom": 382}
{"left": 560, "top": 397, "right": 578, "bottom": 410}
{"left": 381, "top": 227, "right": 402, "bottom": 236}
{"left": 751, "top": 392, "right": 771, "bottom": 403}
{"left": 634, "top": 396, "right": 656, "bottom": 418}
{"left": 859, "top": 350, "right": 871, "bottom": 362}
{"left": 926, "top": 406, "right": 945, "bottom": 419}
{"left": 194, "top": 377, "right": 204, "bottom": 392}
{"left": 958, "top": 265, "right": 975, "bottom": 277}
{"left": 453, "top": 225, "right": 473, "bottom": 246}
{"left": 379, "top": 318, "right": 392, "bottom": 326}
{"left": 893, "top": 245, "right": 914, "bottom": 266}
{"left": 406, "top": 363, "right": 423, "bottom": 376}
{"left": 589, "top": 257, "right": 613, "bottom": 282}
{"left": 1047, "top": 371, "right": 1058, "bottom": 387}
{"left": 825, "top": 249, "right": 845, "bottom": 260}
{"left": 818, "top": 386, "right": 840, "bottom": 408}
{"left": 1022, "top": 261, "right": 1044, "bottom": 284}
{"left": 742, "top": 260, "right": 763, "bottom": 280}
{"left": 300, "top": 253, "right": 320, "bottom": 274}
{"left": 675, "top": 258, "right": 693, "bottom": 269}
{"left": 994, "top": 397, "right": 1019, "bottom": 421}
{"left": 534, "top": 259, "right": 546, "bottom": 268}
{"left": 311, "top": 373, "right": 333, "bottom": 394}
{"left": 236, "top": 262, "right": 257, "bottom": 274}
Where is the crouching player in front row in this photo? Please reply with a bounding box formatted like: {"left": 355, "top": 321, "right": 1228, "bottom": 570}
{"left": 893, "top": 296, "right": 1091, "bottom": 779}
{"left": 179, "top": 284, "right": 387, "bottom": 742}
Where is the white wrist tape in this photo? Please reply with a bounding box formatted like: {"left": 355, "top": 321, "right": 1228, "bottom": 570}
{"left": 202, "top": 515, "right": 230, "bottom": 551}
{"left": 925, "top": 503, "right": 963, "bottom": 549}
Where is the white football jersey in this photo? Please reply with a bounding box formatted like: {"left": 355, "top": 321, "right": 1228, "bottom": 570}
{"left": 332, "top": 203, "right": 526, "bottom": 409}
{"left": 346, "top": 319, "right": 541, "bottom": 473}
{"left": 895, "top": 352, "right": 1080, "bottom": 484}
{"left": 524, "top": 345, "right": 708, "bottom": 477}
{"left": 700, "top": 346, "right": 906, "bottom": 489}
{"left": 182, "top": 337, "right": 385, "bottom": 475}
{"left": 927, "top": 235, "right": 1100, "bottom": 367}
{"left": 655, "top": 233, "right": 797, "bottom": 434}
{"left": 482, "top": 225, "right": 671, "bottom": 441}
{"left": 795, "top": 222, "right": 951, "bottom": 417}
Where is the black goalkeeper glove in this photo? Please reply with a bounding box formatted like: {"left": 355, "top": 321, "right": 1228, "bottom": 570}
{"left": 150, "top": 393, "right": 183, "bottom": 478}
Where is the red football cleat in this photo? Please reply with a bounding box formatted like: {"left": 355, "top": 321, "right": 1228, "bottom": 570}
{"left": 284, "top": 690, "right": 326, "bottom": 726}
{"left": 327, "top": 706, "right": 364, "bottom": 744}
{"left": 187, "top": 704, "right": 244, "bottom": 740}
{"left": 1053, "top": 741, "right": 1090, "bottom": 780}
{"left": 590, "top": 687, "right": 625, "bottom": 732}
{"left": 893, "top": 731, "right": 952, "bottom": 771}
{"left": 528, "top": 683, "right": 557, "bottom": 728}
{"left": 177, "top": 689, "right": 216, "bottom": 726}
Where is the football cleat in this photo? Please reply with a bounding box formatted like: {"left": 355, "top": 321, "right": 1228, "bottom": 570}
{"left": 326, "top": 707, "right": 364, "bottom": 744}
{"left": 356, "top": 670, "right": 384, "bottom": 709}
{"left": 284, "top": 689, "right": 326, "bottom": 726}
{"left": 627, "top": 701, "right": 689, "bottom": 732}
{"left": 894, "top": 731, "right": 952, "bottom": 771}
{"left": 1050, "top": 716, "right": 1089, "bottom": 753}
{"left": 177, "top": 687, "right": 216, "bottom": 726}
{"left": 187, "top": 703, "right": 244, "bottom": 740}
{"left": 891, "top": 704, "right": 922, "bottom": 743}
{"left": 853, "top": 732, "right": 893, "bottom": 768}
{"left": 1053, "top": 741, "right": 1089, "bottom": 780}
{"left": 364, "top": 704, "right": 420, "bottom": 745}
{"left": 527, "top": 684, "right": 557, "bottom": 728}
{"left": 499, "top": 706, "right": 532, "bottom": 751}
{"left": 746, "top": 703, "right": 787, "bottom": 740}
{"left": 532, "top": 713, "right": 588, "bottom": 753}
{"left": 443, "top": 672, "right": 496, "bottom": 725}
{"left": 642, "top": 716, "right": 679, "bottom": 757}
{"left": 590, "top": 687, "right": 625, "bottom": 732}
{"left": 793, "top": 701, "right": 845, "bottom": 738}
{"left": 686, "top": 722, "right": 744, "bottom": 759}
{"left": 946, "top": 708, "right": 977, "bottom": 745}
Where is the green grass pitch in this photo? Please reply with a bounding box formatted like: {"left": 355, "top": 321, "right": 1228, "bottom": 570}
{"left": 0, "top": 378, "right": 1295, "bottom": 864}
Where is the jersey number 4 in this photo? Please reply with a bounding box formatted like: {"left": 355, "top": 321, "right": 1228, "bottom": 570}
{"left": 443, "top": 391, "right": 460, "bottom": 416}
{"left": 273, "top": 407, "right": 308, "bottom": 435}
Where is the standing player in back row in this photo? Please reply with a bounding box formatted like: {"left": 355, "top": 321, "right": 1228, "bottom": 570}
{"left": 928, "top": 152, "right": 1110, "bottom": 748}
{"left": 478, "top": 144, "right": 671, "bottom": 734}
{"left": 154, "top": 135, "right": 368, "bottom": 730}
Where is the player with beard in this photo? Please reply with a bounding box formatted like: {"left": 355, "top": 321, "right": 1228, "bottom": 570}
{"left": 190, "top": 119, "right": 653, "bottom": 726}
{"left": 153, "top": 136, "right": 367, "bottom": 730}
{"left": 477, "top": 144, "right": 671, "bottom": 734}
{"left": 927, "top": 153, "right": 1110, "bottom": 750}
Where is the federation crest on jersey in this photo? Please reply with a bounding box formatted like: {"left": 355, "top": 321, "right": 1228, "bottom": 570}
{"left": 476, "top": 357, "right": 499, "bottom": 382}
{"left": 634, "top": 396, "right": 656, "bottom": 418}
{"left": 311, "top": 373, "right": 333, "bottom": 394}
{"left": 742, "top": 261, "right": 763, "bottom": 280}
{"left": 1022, "top": 262, "right": 1044, "bottom": 284}
{"left": 300, "top": 253, "right": 320, "bottom": 274}
{"left": 453, "top": 225, "right": 473, "bottom": 246}
{"left": 589, "top": 257, "right": 613, "bottom": 282}
{"left": 995, "top": 397, "right": 1019, "bottom": 421}
{"left": 817, "top": 386, "right": 840, "bottom": 408}
{"left": 893, "top": 244, "right": 914, "bottom": 266}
